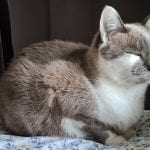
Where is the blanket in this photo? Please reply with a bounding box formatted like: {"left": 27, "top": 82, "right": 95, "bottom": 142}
{"left": 0, "top": 111, "right": 149, "bottom": 150}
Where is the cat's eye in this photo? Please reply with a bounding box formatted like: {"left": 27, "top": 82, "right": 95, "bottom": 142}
{"left": 135, "top": 53, "right": 143, "bottom": 58}
{"left": 126, "top": 52, "right": 143, "bottom": 59}
{"left": 100, "top": 45, "right": 110, "bottom": 54}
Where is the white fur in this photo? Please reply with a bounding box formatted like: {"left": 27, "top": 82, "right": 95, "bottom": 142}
{"left": 61, "top": 117, "right": 86, "bottom": 137}
{"left": 127, "top": 54, "right": 140, "bottom": 65}
{"left": 116, "top": 53, "right": 141, "bottom": 69}
{"left": 99, "top": 53, "right": 143, "bottom": 85}
{"left": 105, "top": 131, "right": 126, "bottom": 145}
{"left": 94, "top": 78, "right": 147, "bottom": 131}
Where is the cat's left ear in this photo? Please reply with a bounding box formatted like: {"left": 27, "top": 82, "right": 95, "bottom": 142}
{"left": 99, "top": 6, "right": 126, "bottom": 43}
{"left": 142, "top": 15, "right": 150, "bottom": 31}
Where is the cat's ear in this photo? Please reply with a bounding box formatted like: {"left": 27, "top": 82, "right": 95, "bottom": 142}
{"left": 142, "top": 15, "right": 150, "bottom": 31}
{"left": 99, "top": 6, "right": 125, "bottom": 43}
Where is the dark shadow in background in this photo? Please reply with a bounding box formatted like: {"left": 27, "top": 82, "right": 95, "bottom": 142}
{"left": 51, "top": 0, "right": 150, "bottom": 45}
{"left": 0, "top": 0, "right": 14, "bottom": 70}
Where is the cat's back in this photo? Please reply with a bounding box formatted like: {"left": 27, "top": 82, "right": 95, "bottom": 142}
{"left": 0, "top": 40, "right": 89, "bottom": 94}
{"left": 0, "top": 40, "right": 90, "bottom": 118}
{"left": 17, "top": 40, "right": 89, "bottom": 65}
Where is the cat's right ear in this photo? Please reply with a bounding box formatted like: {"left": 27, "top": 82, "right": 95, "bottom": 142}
{"left": 142, "top": 15, "right": 150, "bottom": 31}
{"left": 99, "top": 6, "right": 125, "bottom": 43}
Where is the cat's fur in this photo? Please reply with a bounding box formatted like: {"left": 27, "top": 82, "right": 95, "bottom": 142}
{"left": 0, "top": 6, "right": 150, "bottom": 145}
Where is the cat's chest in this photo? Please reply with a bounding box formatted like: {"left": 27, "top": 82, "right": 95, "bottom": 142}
{"left": 93, "top": 80, "right": 146, "bottom": 130}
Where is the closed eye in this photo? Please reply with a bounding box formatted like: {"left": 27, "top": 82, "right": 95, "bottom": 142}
{"left": 126, "top": 52, "right": 143, "bottom": 59}
{"left": 135, "top": 53, "right": 143, "bottom": 59}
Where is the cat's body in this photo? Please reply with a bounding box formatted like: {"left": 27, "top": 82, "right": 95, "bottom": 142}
{"left": 0, "top": 6, "right": 150, "bottom": 145}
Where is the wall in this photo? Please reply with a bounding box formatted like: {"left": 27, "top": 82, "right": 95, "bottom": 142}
{"left": 8, "top": 0, "right": 50, "bottom": 54}
{"left": 50, "top": 0, "right": 95, "bottom": 45}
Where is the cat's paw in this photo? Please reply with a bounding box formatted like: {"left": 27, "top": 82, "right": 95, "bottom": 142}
{"left": 105, "top": 131, "right": 126, "bottom": 145}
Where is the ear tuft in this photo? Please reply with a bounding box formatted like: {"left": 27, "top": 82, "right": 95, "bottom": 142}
{"left": 100, "top": 6, "right": 125, "bottom": 43}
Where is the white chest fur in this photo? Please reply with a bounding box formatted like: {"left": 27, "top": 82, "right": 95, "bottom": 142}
{"left": 94, "top": 79, "right": 147, "bottom": 131}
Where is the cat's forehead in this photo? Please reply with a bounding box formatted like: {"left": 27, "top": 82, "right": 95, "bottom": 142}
{"left": 109, "top": 26, "right": 147, "bottom": 51}
{"left": 100, "top": 24, "right": 149, "bottom": 60}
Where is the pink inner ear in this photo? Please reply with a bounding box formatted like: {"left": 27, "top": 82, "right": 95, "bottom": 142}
{"left": 99, "top": 6, "right": 125, "bottom": 43}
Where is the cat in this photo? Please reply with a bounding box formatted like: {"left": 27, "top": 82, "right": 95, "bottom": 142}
{"left": 0, "top": 6, "right": 150, "bottom": 145}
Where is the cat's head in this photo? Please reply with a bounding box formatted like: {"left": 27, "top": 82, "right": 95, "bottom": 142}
{"left": 97, "top": 6, "right": 150, "bottom": 86}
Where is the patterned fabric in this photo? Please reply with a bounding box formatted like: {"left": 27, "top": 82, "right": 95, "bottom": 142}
{"left": 0, "top": 111, "right": 149, "bottom": 150}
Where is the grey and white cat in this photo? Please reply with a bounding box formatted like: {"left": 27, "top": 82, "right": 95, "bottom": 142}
{"left": 0, "top": 6, "right": 150, "bottom": 145}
